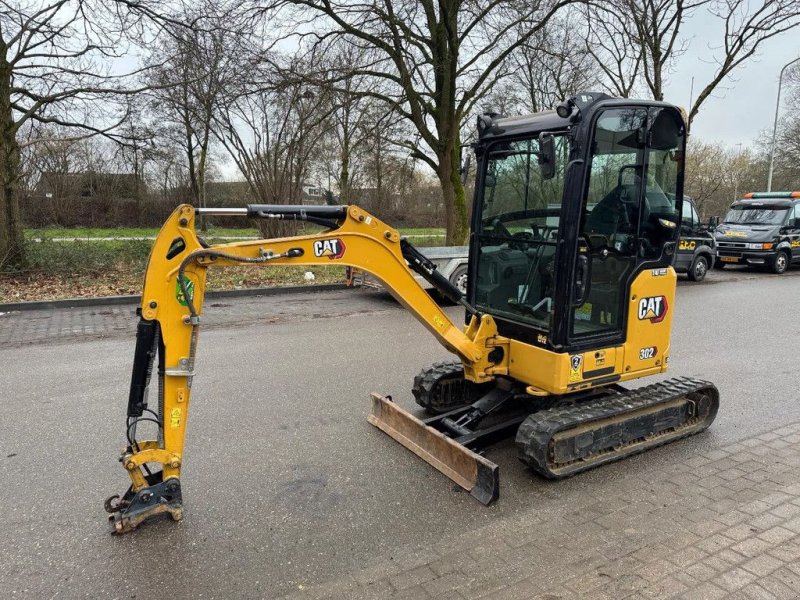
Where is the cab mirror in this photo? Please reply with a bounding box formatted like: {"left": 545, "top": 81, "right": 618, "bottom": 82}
{"left": 708, "top": 215, "right": 719, "bottom": 230}
{"left": 538, "top": 134, "right": 555, "bottom": 180}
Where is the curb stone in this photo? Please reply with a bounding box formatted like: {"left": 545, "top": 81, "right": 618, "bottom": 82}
{"left": 0, "top": 283, "right": 349, "bottom": 312}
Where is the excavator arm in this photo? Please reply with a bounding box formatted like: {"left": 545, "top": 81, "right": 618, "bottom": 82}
{"left": 105, "top": 203, "right": 507, "bottom": 533}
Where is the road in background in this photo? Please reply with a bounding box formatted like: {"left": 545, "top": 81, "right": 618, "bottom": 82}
{"left": 1, "top": 267, "right": 798, "bottom": 598}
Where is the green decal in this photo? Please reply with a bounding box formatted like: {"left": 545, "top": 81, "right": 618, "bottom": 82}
{"left": 176, "top": 276, "right": 194, "bottom": 306}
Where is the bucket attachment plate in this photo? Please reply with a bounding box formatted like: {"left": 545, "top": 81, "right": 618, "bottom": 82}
{"left": 368, "top": 393, "right": 499, "bottom": 504}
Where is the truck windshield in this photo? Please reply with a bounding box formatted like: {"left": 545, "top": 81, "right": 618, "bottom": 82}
{"left": 473, "top": 134, "right": 569, "bottom": 332}
{"left": 723, "top": 207, "right": 788, "bottom": 225}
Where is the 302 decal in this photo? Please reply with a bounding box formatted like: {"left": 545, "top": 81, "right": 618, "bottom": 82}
{"left": 313, "top": 238, "right": 346, "bottom": 260}
{"left": 678, "top": 239, "right": 696, "bottom": 251}
{"left": 639, "top": 346, "right": 657, "bottom": 360}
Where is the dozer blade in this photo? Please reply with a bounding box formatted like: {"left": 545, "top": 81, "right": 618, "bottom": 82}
{"left": 368, "top": 393, "right": 499, "bottom": 504}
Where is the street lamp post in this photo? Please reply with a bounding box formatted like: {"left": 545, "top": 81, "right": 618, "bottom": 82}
{"left": 734, "top": 142, "right": 743, "bottom": 200}
{"left": 767, "top": 56, "right": 800, "bottom": 192}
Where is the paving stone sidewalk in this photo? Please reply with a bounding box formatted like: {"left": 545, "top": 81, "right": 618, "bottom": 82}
{"left": 281, "top": 423, "right": 800, "bottom": 600}
{"left": 0, "top": 288, "right": 398, "bottom": 347}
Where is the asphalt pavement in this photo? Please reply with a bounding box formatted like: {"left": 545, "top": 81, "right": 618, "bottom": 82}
{"left": 1, "top": 266, "right": 799, "bottom": 598}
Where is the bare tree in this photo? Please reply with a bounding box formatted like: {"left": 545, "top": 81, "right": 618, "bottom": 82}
{"left": 583, "top": 4, "right": 644, "bottom": 98}
{"left": 0, "top": 0, "right": 169, "bottom": 267}
{"left": 213, "top": 60, "right": 335, "bottom": 237}
{"left": 625, "top": 0, "right": 711, "bottom": 101}
{"left": 146, "top": 2, "right": 253, "bottom": 230}
{"left": 685, "top": 140, "right": 765, "bottom": 217}
{"left": 684, "top": 139, "right": 730, "bottom": 213}
{"left": 263, "top": 0, "right": 577, "bottom": 244}
{"left": 316, "top": 45, "right": 402, "bottom": 204}
{"left": 688, "top": 1, "right": 800, "bottom": 126}
{"left": 593, "top": 0, "right": 800, "bottom": 127}
{"left": 507, "top": 13, "right": 601, "bottom": 113}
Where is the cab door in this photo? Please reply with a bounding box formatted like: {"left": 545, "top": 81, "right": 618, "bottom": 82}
{"left": 568, "top": 105, "right": 684, "bottom": 347}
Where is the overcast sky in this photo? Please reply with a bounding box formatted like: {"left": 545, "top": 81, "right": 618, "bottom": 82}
{"left": 665, "top": 9, "right": 799, "bottom": 148}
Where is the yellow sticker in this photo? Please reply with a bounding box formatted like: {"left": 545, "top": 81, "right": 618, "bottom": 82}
{"left": 569, "top": 355, "right": 583, "bottom": 382}
{"left": 595, "top": 350, "right": 606, "bottom": 366}
{"left": 432, "top": 314, "right": 446, "bottom": 329}
{"left": 170, "top": 408, "right": 182, "bottom": 428}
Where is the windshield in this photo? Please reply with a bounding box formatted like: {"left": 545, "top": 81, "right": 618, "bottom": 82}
{"left": 723, "top": 207, "right": 788, "bottom": 225}
{"left": 473, "top": 134, "right": 569, "bottom": 331}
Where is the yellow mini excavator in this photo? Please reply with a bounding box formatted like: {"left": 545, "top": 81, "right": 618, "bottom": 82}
{"left": 106, "top": 92, "right": 719, "bottom": 533}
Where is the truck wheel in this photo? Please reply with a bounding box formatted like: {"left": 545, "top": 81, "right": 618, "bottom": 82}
{"left": 771, "top": 251, "right": 789, "bottom": 274}
{"left": 449, "top": 265, "right": 468, "bottom": 295}
{"left": 688, "top": 255, "right": 709, "bottom": 282}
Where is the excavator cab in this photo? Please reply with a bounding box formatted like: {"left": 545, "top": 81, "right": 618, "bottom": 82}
{"left": 469, "top": 95, "right": 685, "bottom": 352}
{"left": 105, "top": 93, "right": 718, "bottom": 534}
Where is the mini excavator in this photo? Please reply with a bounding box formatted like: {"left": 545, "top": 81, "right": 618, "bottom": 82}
{"left": 106, "top": 92, "right": 719, "bottom": 533}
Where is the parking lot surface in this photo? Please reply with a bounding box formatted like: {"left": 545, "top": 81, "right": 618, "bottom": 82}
{"left": 1, "top": 266, "right": 799, "bottom": 598}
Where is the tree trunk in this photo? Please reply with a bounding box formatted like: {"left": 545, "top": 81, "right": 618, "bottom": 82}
{"left": 338, "top": 152, "right": 350, "bottom": 204}
{"left": 437, "top": 143, "right": 469, "bottom": 245}
{"left": 0, "top": 58, "right": 23, "bottom": 269}
{"left": 197, "top": 137, "right": 209, "bottom": 232}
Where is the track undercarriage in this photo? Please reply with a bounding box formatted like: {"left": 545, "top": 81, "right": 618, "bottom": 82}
{"left": 370, "top": 363, "right": 719, "bottom": 504}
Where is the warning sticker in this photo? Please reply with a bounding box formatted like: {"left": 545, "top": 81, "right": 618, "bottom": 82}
{"left": 569, "top": 354, "right": 583, "bottom": 382}
{"left": 176, "top": 276, "right": 194, "bottom": 306}
{"left": 170, "top": 408, "right": 182, "bottom": 428}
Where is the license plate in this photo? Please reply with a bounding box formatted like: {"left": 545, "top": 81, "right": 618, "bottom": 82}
{"left": 720, "top": 256, "right": 739, "bottom": 263}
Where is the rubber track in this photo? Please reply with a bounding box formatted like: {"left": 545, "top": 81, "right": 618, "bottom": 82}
{"left": 515, "top": 377, "right": 719, "bottom": 479}
{"left": 412, "top": 360, "right": 491, "bottom": 414}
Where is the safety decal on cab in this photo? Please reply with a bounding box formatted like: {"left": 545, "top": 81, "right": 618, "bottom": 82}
{"left": 313, "top": 238, "right": 346, "bottom": 260}
{"left": 637, "top": 295, "right": 668, "bottom": 323}
{"left": 176, "top": 275, "right": 194, "bottom": 306}
{"left": 569, "top": 354, "right": 583, "bottom": 382}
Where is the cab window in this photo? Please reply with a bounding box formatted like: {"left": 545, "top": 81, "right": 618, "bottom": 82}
{"left": 473, "top": 135, "right": 569, "bottom": 333}
{"left": 640, "top": 109, "right": 683, "bottom": 259}
{"left": 575, "top": 107, "right": 646, "bottom": 337}
{"left": 681, "top": 202, "right": 696, "bottom": 228}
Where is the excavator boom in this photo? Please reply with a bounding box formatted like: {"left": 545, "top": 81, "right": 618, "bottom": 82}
{"left": 106, "top": 203, "right": 507, "bottom": 533}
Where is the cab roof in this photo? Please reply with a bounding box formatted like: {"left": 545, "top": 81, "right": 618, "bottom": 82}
{"left": 476, "top": 93, "right": 683, "bottom": 143}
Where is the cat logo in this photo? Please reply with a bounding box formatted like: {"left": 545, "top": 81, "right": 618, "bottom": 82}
{"left": 678, "top": 239, "right": 696, "bottom": 251}
{"left": 791, "top": 240, "right": 800, "bottom": 248}
{"left": 637, "top": 295, "right": 668, "bottom": 323}
{"left": 313, "top": 238, "right": 346, "bottom": 260}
